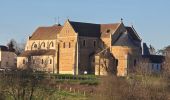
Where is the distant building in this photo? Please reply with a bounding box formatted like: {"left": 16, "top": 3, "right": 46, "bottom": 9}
{"left": 141, "top": 43, "right": 165, "bottom": 73}
{"left": 17, "top": 19, "right": 142, "bottom": 76}
{"left": 163, "top": 46, "right": 170, "bottom": 57}
{"left": 0, "top": 45, "right": 17, "bottom": 69}
{"left": 141, "top": 55, "right": 164, "bottom": 73}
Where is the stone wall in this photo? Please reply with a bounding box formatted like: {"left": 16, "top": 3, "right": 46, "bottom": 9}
{"left": 0, "top": 51, "right": 16, "bottom": 69}
{"left": 111, "top": 46, "right": 141, "bottom": 76}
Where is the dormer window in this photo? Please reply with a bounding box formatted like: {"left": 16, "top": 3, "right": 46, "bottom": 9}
{"left": 106, "top": 29, "right": 110, "bottom": 33}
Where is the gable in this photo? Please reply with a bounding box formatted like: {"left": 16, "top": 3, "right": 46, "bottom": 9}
{"left": 111, "top": 23, "right": 142, "bottom": 46}
{"left": 59, "top": 20, "right": 77, "bottom": 37}
{"left": 111, "top": 23, "right": 127, "bottom": 44}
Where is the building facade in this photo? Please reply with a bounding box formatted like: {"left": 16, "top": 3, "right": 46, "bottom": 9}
{"left": 17, "top": 20, "right": 142, "bottom": 76}
{"left": 0, "top": 45, "right": 17, "bottom": 70}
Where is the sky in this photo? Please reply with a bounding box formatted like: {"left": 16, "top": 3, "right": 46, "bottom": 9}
{"left": 0, "top": 0, "right": 170, "bottom": 50}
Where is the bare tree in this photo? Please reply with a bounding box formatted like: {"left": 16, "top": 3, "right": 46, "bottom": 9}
{"left": 7, "top": 39, "right": 25, "bottom": 55}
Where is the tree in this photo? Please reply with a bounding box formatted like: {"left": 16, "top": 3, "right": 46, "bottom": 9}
{"left": 7, "top": 39, "right": 25, "bottom": 55}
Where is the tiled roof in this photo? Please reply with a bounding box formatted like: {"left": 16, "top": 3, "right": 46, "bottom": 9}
{"left": 30, "top": 25, "right": 62, "bottom": 40}
{"left": 18, "top": 50, "right": 56, "bottom": 57}
{"left": 100, "top": 23, "right": 120, "bottom": 38}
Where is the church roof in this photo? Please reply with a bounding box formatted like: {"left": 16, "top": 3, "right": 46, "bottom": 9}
{"left": 18, "top": 50, "right": 56, "bottom": 57}
{"left": 113, "top": 31, "right": 138, "bottom": 47}
{"left": 69, "top": 21, "right": 101, "bottom": 37}
{"left": 30, "top": 25, "right": 62, "bottom": 40}
{"left": 100, "top": 23, "right": 121, "bottom": 38}
{"left": 69, "top": 21, "right": 120, "bottom": 37}
{"left": 126, "top": 26, "right": 141, "bottom": 41}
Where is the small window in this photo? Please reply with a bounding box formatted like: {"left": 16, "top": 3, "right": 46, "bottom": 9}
{"left": 63, "top": 42, "right": 65, "bottom": 48}
{"left": 34, "top": 44, "right": 37, "bottom": 48}
{"left": 41, "top": 42, "right": 45, "bottom": 48}
{"left": 42, "top": 59, "right": 44, "bottom": 64}
{"left": 23, "top": 59, "right": 25, "bottom": 64}
{"left": 69, "top": 42, "right": 71, "bottom": 48}
{"left": 106, "top": 29, "right": 110, "bottom": 33}
{"left": 93, "top": 41, "right": 96, "bottom": 47}
{"left": 50, "top": 42, "right": 54, "bottom": 47}
{"left": 83, "top": 40, "right": 86, "bottom": 47}
{"left": 134, "top": 59, "right": 136, "bottom": 66}
{"left": 50, "top": 59, "right": 52, "bottom": 64}
{"left": 115, "top": 59, "right": 118, "bottom": 66}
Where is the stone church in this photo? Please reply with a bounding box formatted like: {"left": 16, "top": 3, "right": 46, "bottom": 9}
{"left": 17, "top": 19, "right": 142, "bottom": 76}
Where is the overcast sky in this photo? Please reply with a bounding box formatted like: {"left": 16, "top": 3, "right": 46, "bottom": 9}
{"left": 0, "top": 0, "right": 170, "bottom": 50}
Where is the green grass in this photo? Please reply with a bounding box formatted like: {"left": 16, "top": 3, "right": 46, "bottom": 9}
{"left": 32, "top": 89, "right": 88, "bottom": 100}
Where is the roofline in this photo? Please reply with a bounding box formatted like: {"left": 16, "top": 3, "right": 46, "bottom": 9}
{"left": 131, "top": 26, "right": 142, "bottom": 41}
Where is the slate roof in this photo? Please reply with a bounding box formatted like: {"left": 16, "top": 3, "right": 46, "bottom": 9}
{"left": 113, "top": 32, "right": 138, "bottom": 47}
{"left": 142, "top": 55, "right": 165, "bottom": 63}
{"left": 142, "top": 43, "right": 150, "bottom": 55}
{"left": 126, "top": 27, "right": 141, "bottom": 41}
{"left": 69, "top": 21, "right": 101, "bottom": 37}
{"left": 18, "top": 50, "right": 56, "bottom": 57}
{"left": 30, "top": 24, "right": 62, "bottom": 40}
{"left": 0, "top": 45, "right": 8, "bottom": 51}
{"left": 69, "top": 21, "right": 121, "bottom": 38}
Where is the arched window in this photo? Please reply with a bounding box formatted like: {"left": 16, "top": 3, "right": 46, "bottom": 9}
{"left": 43, "top": 43, "right": 45, "bottom": 47}
{"left": 49, "top": 42, "right": 54, "bottom": 48}
{"left": 69, "top": 42, "right": 71, "bottom": 48}
{"left": 31, "top": 42, "right": 38, "bottom": 50}
{"left": 41, "top": 42, "right": 45, "bottom": 48}
{"left": 34, "top": 44, "right": 37, "bottom": 48}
